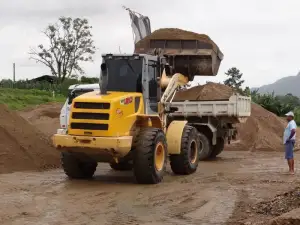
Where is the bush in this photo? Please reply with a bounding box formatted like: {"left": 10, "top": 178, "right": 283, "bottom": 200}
{"left": 251, "top": 91, "right": 300, "bottom": 125}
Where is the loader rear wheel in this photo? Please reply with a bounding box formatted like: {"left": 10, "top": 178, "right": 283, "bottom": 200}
{"left": 133, "top": 128, "right": 167, "bottom": 184}
{"left": 170, "top": 125, "right": 199, "bottom": 175}
{"left": 198, "top": 132, "right": 212, "bottom": 161}
{"left": 210, "top": 137, "right": 225, "bottom": 158}
{"left": 61, "top": 152, "right": 97, "bottom": 179}
{"left": 109, "top": 161, "right": 132, "bottom": 171}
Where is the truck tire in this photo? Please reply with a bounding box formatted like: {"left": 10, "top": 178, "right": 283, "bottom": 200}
{"left": 61, "top": 152, "right": 97, "bottom": 179}
{"left": 109, "top": 161, "right": 132, "bottom": 171}
{"left": 170, "top": 125, "right": 199, "bottom": 175}
{"left": 210, "top": 137, "right": 225, "bottom": 158}
{"left": 198, "top": 132, "right": 212, "bottom": 161}
{"left": 133, "top": 128, "right": 167, "bottom": 184}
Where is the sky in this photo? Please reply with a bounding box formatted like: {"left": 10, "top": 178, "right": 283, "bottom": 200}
{"left": 0, "top": 0, "right": 300, "bottom": 88}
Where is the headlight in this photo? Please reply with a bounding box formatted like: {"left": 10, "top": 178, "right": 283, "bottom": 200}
{"left": 57, "top": 129, "right": 67, "bottom": 135}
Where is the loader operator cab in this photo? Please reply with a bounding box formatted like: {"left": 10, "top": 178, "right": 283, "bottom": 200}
{"left": 100, "top": 54, "right": 165, "bottom": 114}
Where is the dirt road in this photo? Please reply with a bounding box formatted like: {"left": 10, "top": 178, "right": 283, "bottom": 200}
{"left": 1, "top": 151, "right": 299, "bottom": 225}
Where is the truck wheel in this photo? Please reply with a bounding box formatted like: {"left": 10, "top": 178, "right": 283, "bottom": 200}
{"left": 109, "top": 161, "right": 132, "bottom": 171}
{"left": 210, "top": 137, "right": 225, "bottom": 158}
{"left": 61, "top": 152, "right": 97, "bottom": 179}
{"left": 170, "top": 125, "right": 199, "bottom": 175}
{"left": 133, "top": 128, "right": 167, "bottom": 184}
{"left": 198, "top": 132, "right": 212, "bottom": 160}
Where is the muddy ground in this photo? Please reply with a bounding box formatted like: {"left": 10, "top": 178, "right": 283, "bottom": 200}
{"left": 1, "top": 151, "right": 300, "bottom": 225}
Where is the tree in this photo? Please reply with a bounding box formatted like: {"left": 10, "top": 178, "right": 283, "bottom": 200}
{"left": 29, "top": 17, "right": 96, "bottom": 83}
{"left": 243, "top": 86, "right": 251, "bottom": 96}
{"left": 224, "top": 67, "right": 245, "bottom": 91}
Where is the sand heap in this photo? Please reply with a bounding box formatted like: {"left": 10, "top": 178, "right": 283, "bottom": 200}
{"left": 0, "top": 104, "right": 60, "bottom": 174}
{"left": 230, "top": 103, "right": 287, "bottom": 151}
{"left": 20, "top": 102, "right": 63, "bottom": 138}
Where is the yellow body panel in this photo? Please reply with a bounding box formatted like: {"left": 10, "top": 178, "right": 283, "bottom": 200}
{"left": 53, "top": 90, "right": 186, "bottom": 159}
{"left": 166, "top": 120, "right": 187, "bottom": 154}
{"left": 52, "top": 90, "right": 166, "bottom": 159}
{"left": 68, "top": 91, "right": 145, "bottom": 137}
{"left": 52, "top": 134, "right": 132, "bottom": 157}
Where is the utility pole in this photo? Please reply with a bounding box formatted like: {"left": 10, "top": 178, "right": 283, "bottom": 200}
{"left": 13, "top": 63, "right": 15, "bottom": 88}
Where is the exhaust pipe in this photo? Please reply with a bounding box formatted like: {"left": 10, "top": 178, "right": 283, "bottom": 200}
{"left": 100, "top": 63, "right": 108, "bottom": 95}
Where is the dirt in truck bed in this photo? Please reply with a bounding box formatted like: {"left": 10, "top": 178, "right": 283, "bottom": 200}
{"left": 0, "top": 104, "right": 60, "bottom": 174}
{"left": 173, "top": 82, "right": 234, "bottom": 101}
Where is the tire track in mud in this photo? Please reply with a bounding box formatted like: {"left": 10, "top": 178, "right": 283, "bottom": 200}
{"left": 102, "top": 182, "right": 237, "bottom": 225}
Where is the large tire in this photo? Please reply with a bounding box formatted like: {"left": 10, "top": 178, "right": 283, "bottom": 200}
{"left": 170, "top": 125, "right": 199, "bottom": 175}
{"left": 109, "top": 161, "right": 132, "bottom": 171}
{"left": 210, "top": 137, "right": 225, "bottom": 158}
{"left": 198, "top": 132, "right": 212, "bottom": 161}
{"left": 133, "top": 128, "right": 167, "bottom": 184}
{"left": 61, "top": 152, "right": 97, "bottom": 179}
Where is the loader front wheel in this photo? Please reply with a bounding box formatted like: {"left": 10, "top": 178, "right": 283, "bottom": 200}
{"left": 170, "top": 125, "right": 199, "bottom": 175}
{"left": 61, "top": 152, "right": 97, "bottom": 179}
{"left": 133, "top": 128, "right": 167, "bottom": 184}
{"left": 109, "top": 161, "right": 132, "bottom": 171}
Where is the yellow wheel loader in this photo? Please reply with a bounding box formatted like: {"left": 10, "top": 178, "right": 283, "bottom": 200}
{"left": 52, "top": 36, "right": 226, "bottom": 184}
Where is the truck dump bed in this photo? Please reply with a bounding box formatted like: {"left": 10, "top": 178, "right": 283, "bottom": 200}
{"left": 170, "top": 94, "right": 251, "bottom": 122}
{"left": 134, "top": 28, "right": 223, "bottom": 79}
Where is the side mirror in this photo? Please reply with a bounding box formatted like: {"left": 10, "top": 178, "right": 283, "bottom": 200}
{"left": 101, "top": 63, "right": 107, "bottom": 74}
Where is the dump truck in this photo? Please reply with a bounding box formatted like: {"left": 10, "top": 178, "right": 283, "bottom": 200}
{"left": 52, "top": 29, "right": 251, "bottom": 184}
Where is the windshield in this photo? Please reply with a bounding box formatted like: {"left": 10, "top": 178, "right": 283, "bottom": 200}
{"left": 105, "top": 58, "right": 143, "bottom": 92}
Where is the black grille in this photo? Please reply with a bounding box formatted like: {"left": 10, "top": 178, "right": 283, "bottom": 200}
{"left": 70, "top": 123, "right": 109, "bottom": 130}
{"left": 72, "top": 112, "right": 109, "bottom": 120}
{"left": 74, "top": 102, "right": 110, "bottom": 109}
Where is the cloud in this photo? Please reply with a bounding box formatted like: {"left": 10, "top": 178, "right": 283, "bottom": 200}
{"left": 0, "top": 0, "right": 299, "bottom": 88}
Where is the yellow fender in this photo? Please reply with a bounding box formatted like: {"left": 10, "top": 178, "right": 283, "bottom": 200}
{"left": 166, "top": 120, "right": 187, "bottom": 154}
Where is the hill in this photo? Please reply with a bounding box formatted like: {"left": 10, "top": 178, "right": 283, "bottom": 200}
{"left": 253, "top": 72, "right": 300, "bottom": 96}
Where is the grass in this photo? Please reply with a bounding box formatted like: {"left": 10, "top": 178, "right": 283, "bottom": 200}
{"left": 0, "top": 88, "right": 65, "bottom": 110}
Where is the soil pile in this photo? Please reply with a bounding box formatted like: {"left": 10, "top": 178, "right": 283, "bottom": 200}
{"left": 19, "top": 102, "right": 63, "bottom": 138}
{"left": 0, "top": 104, "right": 60, "bottom": 174}
{"left": 230, "top": 103, "right": 286, "bottom": 151}
{"left": 268, "top": 208, "right": 300, "bottom": 225}
{"left": 135, "top": 28, "right": 219, "bottom": 50}
{"left": 173, "top": 82, "right": 234, "bottom": 101}
{"left": 254, "top": 188, "right": 300, "bottom": 217}
{"left": 139, "top": 28, "right": 211, "bottom": 41}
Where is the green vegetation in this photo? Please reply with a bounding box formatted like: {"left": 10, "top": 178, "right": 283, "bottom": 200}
{"left": 0, "top": 75, "right": 98, "bottom": 110}
{"left": 0, "top": 88, "right": 65, "bottom": 110}
{"left": 0, "top": 76, "right": 99, "bottom": 97}
{"left": 251, "top": 91, "right": 300, "bottom": 124}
